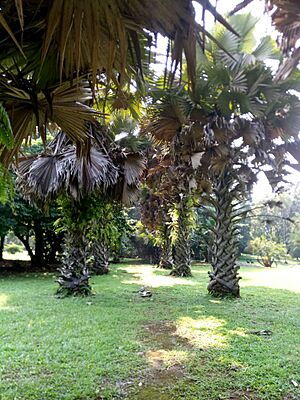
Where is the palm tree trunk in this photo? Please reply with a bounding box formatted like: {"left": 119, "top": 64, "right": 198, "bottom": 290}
{"left": 171, "top": 197, "right": 192, "bottom": 277}
{"left": 91, "top": 240, "right": 109, "bottom": 275}
{"left": 158, "top": 226, "right": 173, "bottom": 269}
{"left": 56, "top": 231, "right": 91, "bottom": 297}
{"left": 207, "top": 173, "right": 240, "bottom": 297}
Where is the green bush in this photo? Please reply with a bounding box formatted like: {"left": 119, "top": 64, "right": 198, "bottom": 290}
{"left": 5, "top": 242, "right": 23, "bottom": 254}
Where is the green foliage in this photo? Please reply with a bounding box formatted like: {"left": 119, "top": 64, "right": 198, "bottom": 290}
{"left": 4, "top": 242, "right": 23, "bottom": 254}
{"left": 249, "top": 187, "right": 300, "bottom": 257}
{"left": 169, "top": 196, "right": 195, "bottom": 245}
{"left": 0, "top": 165, "right": 13, "bottom": 203}
{"left": 0, "top": 104, "right": 14, "bottom": 149}
{"left": 248, "top": 236, "right": 288, "bottom": 267}
{"left": 0, "top": 190, "right": 62, "bottom": 264}
{"left": 58, "top": 195, "right": 127, "bottom": 252}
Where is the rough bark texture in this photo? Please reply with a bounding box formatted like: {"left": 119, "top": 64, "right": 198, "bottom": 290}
{"left": 91, "top": 240, "right": 110, "bottom": 275}
{"left": 56, "top": 231, "right": 91, "bottom": 297}
{"left": 208, "top": 173, "right": 240, "bottom": 297}
{"left": 171, "top": 198, "right": 192, "bottom": 277}
{"left": 158, "top": 226, "right": 173, "bottom": 269}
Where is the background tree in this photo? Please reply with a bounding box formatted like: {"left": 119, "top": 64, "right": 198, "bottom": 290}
{"left": 140, "top": 187, "right": 174, "bottom": 270}
{"left": 0, "top": 193, "right": 62, "bottom": 266}
{"left": 248, "top": 236, "right": 288, "bottom": 267}
{"left": 248, "top": 187, "right": 300, "bottom": 256}
{"left": 0, "top": 203, "right": 14, "bottom": 260}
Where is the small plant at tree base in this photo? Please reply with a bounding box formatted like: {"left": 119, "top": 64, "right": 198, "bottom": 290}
{"left": 248, "top": 236, "right": 288, "bottom": 267}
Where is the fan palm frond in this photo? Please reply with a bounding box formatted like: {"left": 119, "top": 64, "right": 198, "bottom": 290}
{"left": 17, "top": 127, "right": 119, "bottom": 203}
{"left": 252, "top": 36, "right": 280, "bottom": 61}
{"left": 0, "top": 78, "right": 100, "bottom": 165}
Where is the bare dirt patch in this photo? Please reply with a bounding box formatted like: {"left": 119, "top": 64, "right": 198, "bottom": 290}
{"left": 142, "top": 320, "right": 192, "bottom": 349}
{"left": 129, "top": 320, "right": 192, "bottom": 399}
{"left": 228, "top": 389, "right": 260, "bottom": 400}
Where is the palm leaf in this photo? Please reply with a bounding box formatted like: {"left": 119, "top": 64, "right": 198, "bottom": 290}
{"left": 0, "top": 104, "right": 14, "bottom": 149}
{"left": 0, "top": 13, "right": 25, "bottom": 57}
{"left": 17, "top": 130, "right": 119, "bottom": 203}
{"left": 252, "top": 36, "right": 280, "bottom": 61}
{"left": 0, "top": 78, "right": 101, "bottom": 164}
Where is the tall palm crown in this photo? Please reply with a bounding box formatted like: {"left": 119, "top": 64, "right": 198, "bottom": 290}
{"left": 16, "top": 123, "right": 144, "bottom": 206}
{"left": 146, "top": 14, "right": 300, "bottom": 180}
{"left": 0, "top": 0, "right": 237, "bottom": 165}
{"left": 230, "top": 0, "right": 300, "bottom": 80}
{"left": 144, "top": 13, "right": 300, "bottom": 288}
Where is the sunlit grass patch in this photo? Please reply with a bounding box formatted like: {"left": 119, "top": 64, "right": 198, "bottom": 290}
{"left": 176, "top": 316, "right": 227, "bottom": 349}
{"left": 0, "top": 293, "right": 9, "bottom": 309}
{"left": 0, "top": 263, "right": 300, "bottom": 399}
{"left": 121, "top": 264, "right": 197, "bottom": 288}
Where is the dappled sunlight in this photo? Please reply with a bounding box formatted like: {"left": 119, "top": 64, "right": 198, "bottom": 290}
{"left": 175, "top": 316, "right": 227, "bottom": 349}
{"left": 121, "top": 264, "right": 197, "bottom": 288}
{"left": 145, "top": 349, "right": 189, "bottom": 369}
{"left": 0, "top": 293, "right": 10, "bottom": 310}
{"left": 3, "top": 251, "right": 30, "bottom": 261}
{"left": 241, "top": 265, "right": 300, "bottom": 293}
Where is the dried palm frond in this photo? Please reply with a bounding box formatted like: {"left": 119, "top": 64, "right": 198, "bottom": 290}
{"left": 65, "top": 146, "right": 118, "bottom": 200}
{"left": 0, "top": 78, "right": 100, "bottom": 165}
{"left": 1, "top": 0, "right": 238, "bottom": 89}
{"left": 17, "top": 129, "right": 119, "bottom": 204}
{"left": 110, "top": 151, "right": 145, "bottom": 205}
{"left": 268, "top": 0, "right": 300, "bottom": 56}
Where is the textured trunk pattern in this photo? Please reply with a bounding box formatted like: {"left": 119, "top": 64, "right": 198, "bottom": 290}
{"left": 171, "top": 198, "right": 192, "bottom": 277}
{"left": 158, "top": 227, "right": 173, "bottom": 269}
{"left": 92, "top": 240, "right": 110, "bottom": 275}
{"left": 56, "top": 231, "right": 91, "bottom": 297}
{"left": 208, "top": 173, "right": 240, "bottom": 297}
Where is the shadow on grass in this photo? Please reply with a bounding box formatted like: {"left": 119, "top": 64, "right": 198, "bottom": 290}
{"left": 1, "top": 263, "right": 300, "bottom": 400}
{"left": 111, "top": 263, "right": 300, "bottom": 400}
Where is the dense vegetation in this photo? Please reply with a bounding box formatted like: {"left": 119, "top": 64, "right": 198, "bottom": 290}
{"left": 0, "top": 1, "right": 300, "bottom": 399}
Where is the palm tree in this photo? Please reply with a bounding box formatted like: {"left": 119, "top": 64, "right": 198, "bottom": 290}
{"left": 145, "top": 13, "right": 300, "bottom": 291}
{"left": 230, "top": 0, "right": 300, "bottom": 80}
{"left": 143, "top": 93, "right": 199, "bottom": 277}
{"left": 140, "top": 189, "right": 174, "bottom": 270}
{"left": 0, "top": 0, "right": 237, "bottom": 168}
{"left": 195, "top": 15, "right": 300, "bottom": 296}
{"left": 17, "top": 123, "right": 144, "bottom": 296}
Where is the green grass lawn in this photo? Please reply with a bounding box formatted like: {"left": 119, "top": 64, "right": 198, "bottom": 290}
{"left": 0, "top": 261, "right": 300, "bottom": 400}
